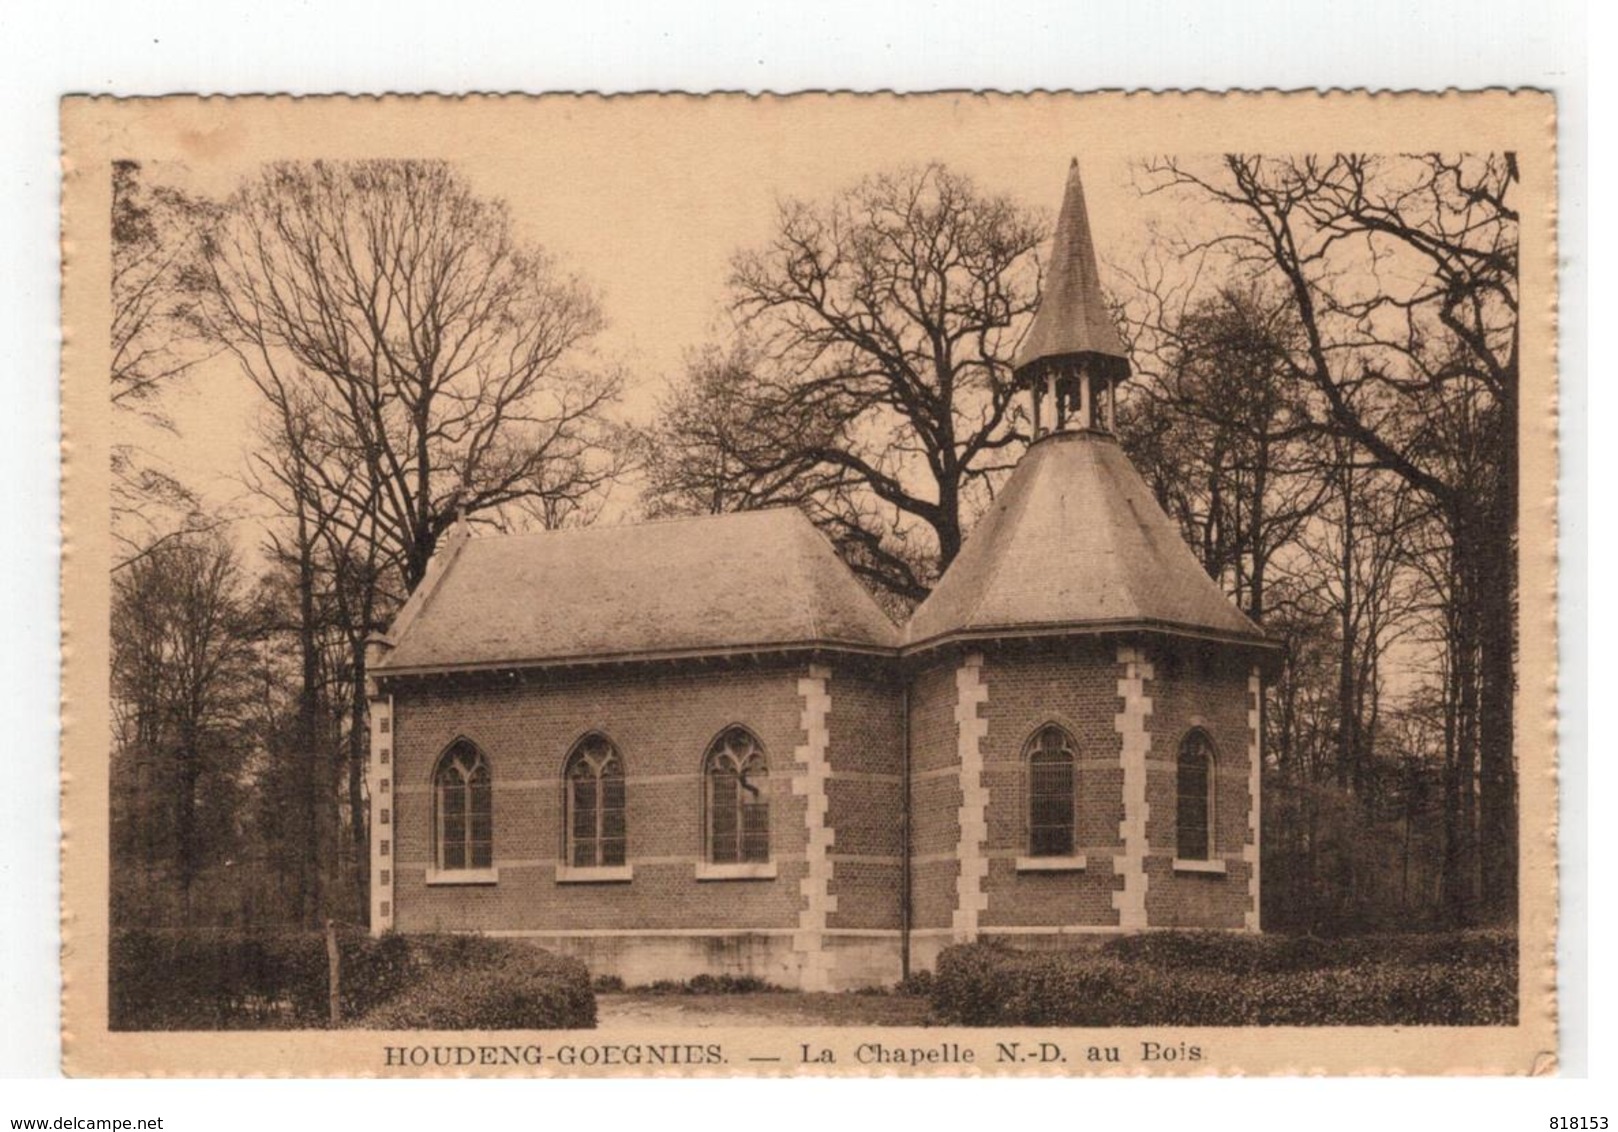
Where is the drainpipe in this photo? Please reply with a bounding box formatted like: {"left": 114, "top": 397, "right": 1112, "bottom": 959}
{"left": 900, "top": 682, "right": 912, "bottom": 981}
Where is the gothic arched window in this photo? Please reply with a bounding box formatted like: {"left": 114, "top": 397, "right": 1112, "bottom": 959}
{"left": 1176, "top": 729, "right": 1217, "bottom": 861}
{"left": 433, "top": 740, "right": 493, "bottom": 871}
{"left": 705, "top": 727, "right": 769, "bottom": 864}
{"left": 1026, "top": 725, "right": 1077, "bottom": 857}
{"left": 565, "top": 734, "right": 626, "bottom": 868}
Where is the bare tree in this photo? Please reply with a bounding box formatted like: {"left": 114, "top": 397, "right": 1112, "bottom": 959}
{"left": 1142, "top": 153, "right": 1519, "bottom": 921}
{"left": 111, "top": 534, "right": 261, "bottom": 922}
{"left": 640, "top": 344, "right": 804, "bottom": 517}
{"left": 240, "top": 387, "right": 382, "bottom": 924}
{"left": 196, "top": 159, "right": 622, "bottom": 590}
{"left": 188, "top": 159, "right": 626, "bottom": 924}
{"left": 1120, "top": 284, "right": 1325, "bottom": 622}
{"left": 646, "top": 164, "right": 1047, "bottom": 605}
{"left": 1296, "top": 446, "right": 1428, "bottom": 799}
{"left": 110, "top": 160, "right": 222, "bottom": 569}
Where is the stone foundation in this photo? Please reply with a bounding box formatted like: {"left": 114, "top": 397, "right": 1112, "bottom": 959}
{"left": 494, "top": 930, "right": 903, "bottom": 991}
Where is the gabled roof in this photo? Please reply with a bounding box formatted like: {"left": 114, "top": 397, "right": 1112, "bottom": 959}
{"left": 374, "top": 508, "right": 901, "bottom": 675}
{"left": 1013, "top": 158, "right": 1130, "bottom": 378}
{"left": 905, "top": 430, "right": 1267, "bottom": 650}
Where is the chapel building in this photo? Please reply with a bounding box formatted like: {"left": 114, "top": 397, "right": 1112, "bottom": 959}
{"left": 364, "top": 161, "right": 1273, "bottom": 990}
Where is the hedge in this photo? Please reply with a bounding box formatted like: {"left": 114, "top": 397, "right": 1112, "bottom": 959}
{"left": 932, "top": 931, "right": 1517, "bottom": 1027}
{"left": 110, "top": 928, "right": 410, "bottom": 1030}
{"left": 361, "top": 939, "right": 595, "bottom": 1030}
{"left": 109, "top": 929, "right": 593, "bottom": 1031}
{"left": 638, "top": 974, "right": 781, "bottom": 995}
{"left": 1095, "top": 928, "right": 1517, "bottom": 974}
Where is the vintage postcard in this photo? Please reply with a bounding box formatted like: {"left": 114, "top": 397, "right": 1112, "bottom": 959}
{"left": 60, "top": 91, "right": 1558, "bottom": 1076}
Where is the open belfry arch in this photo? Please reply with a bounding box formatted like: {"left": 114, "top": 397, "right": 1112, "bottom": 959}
{"left": 365, "top": 159, "right": 1276, "bottom": 989}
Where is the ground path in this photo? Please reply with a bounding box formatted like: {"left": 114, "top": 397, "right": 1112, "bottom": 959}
{"left": 595, "top": 992, "right": 932, "bottom": 1029}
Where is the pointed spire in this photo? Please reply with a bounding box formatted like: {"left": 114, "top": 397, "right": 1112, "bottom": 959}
{"left": 1014, "top": 158, "right": 1130, "bottom": 381}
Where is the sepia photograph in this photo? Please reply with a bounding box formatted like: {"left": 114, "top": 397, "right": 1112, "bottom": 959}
{"left": 59, "top": 91, "right": 1558, "bottom": 1075}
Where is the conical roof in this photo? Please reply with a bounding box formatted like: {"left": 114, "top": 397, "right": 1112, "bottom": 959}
{"left": 905, "top": 430, "right": 1267, "bottom": 650}
{"left": 1014, "top": 159, "right": 1130, "bottom": 378}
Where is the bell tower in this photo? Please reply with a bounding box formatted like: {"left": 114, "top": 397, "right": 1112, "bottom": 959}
{"left": 1015, "top": 158, "right": 1131, "bottom": 436}
{"left": 904, "top": 157, "right": 1273, "bottom": 961}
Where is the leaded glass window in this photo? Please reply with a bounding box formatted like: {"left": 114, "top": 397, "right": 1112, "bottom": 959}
{"left": 434, "top": 741, "right": 492, "bottom": 871}
{"left": 1177, "top": 730, "right": 1216, "bottom": 860}
{"left": 566, "top": 734, "right": 627, "bottom": 867}
{"left": 1026, "top": 725, "right": 1077, "bottom": 857}
{"left": 705, "top": 728, "right": 769, "bottom": 864}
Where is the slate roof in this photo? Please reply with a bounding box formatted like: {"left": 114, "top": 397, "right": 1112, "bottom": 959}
{"left": 1013, "top": 159, "right": 1130, "bottom": 379}
{"left": 905, "top": 430, "right": 1268, "bottom": 651}
{"left": 374, "top": 508, "right": 901, "bottom": 674}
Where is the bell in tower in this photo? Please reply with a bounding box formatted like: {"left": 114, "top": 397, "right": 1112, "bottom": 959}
{"left": 1015, "top": 158, "right": 1132, "bottom": 436}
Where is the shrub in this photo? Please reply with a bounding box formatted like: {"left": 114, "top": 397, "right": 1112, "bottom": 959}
{"left": 110, "top": 928, "right": 407, "bottom": 1030}
{"left": 111, "top": 929, "right": 262, "bottom": 1029}
{"left": 334, "top": 932, "right": 413, "bottom": 1019}
{"left": 1097, "top": 928, "right": 1517, "bottom": 977}
{"left": 635, "top": 973, "right": 782, "bottom": 994}
{"left": 687, "top": 973, "right": 778, "bottom": 994}
{"left": 362, "top": 944, "right": 595, "bottom": 1030}
{"left": 932, "top": 931, "right": 1517, "bottom": 1027}
{"left": 931, "top": 942, "right": 1019, "bottom": 1026}
{"left": 592, "top": 974, "right": 626, "bottom": 993}
{"left": 894, "top": 969, "right": 934, "bottom": 997}
{"left": 110, "top": 928, "right": 584, "bottom": 1031}
{"left": 400, "top": 932, "right": 529, "bottom": 973}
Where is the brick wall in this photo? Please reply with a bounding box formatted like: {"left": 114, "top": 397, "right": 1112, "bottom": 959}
{"left": 1140, "top": 643, "right": 1255, "bottom": 929}
{"left": 977, "top": 644, "right": 1125, "bottom": 930}
{"left": 391, "top": 664, "right": 808, "bottom": 934}
{"left": 383, "top": 633, "right": 1262, "bottom": 973}
{"left": 822, "top": 667, "right": 904, "bottom": 933}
